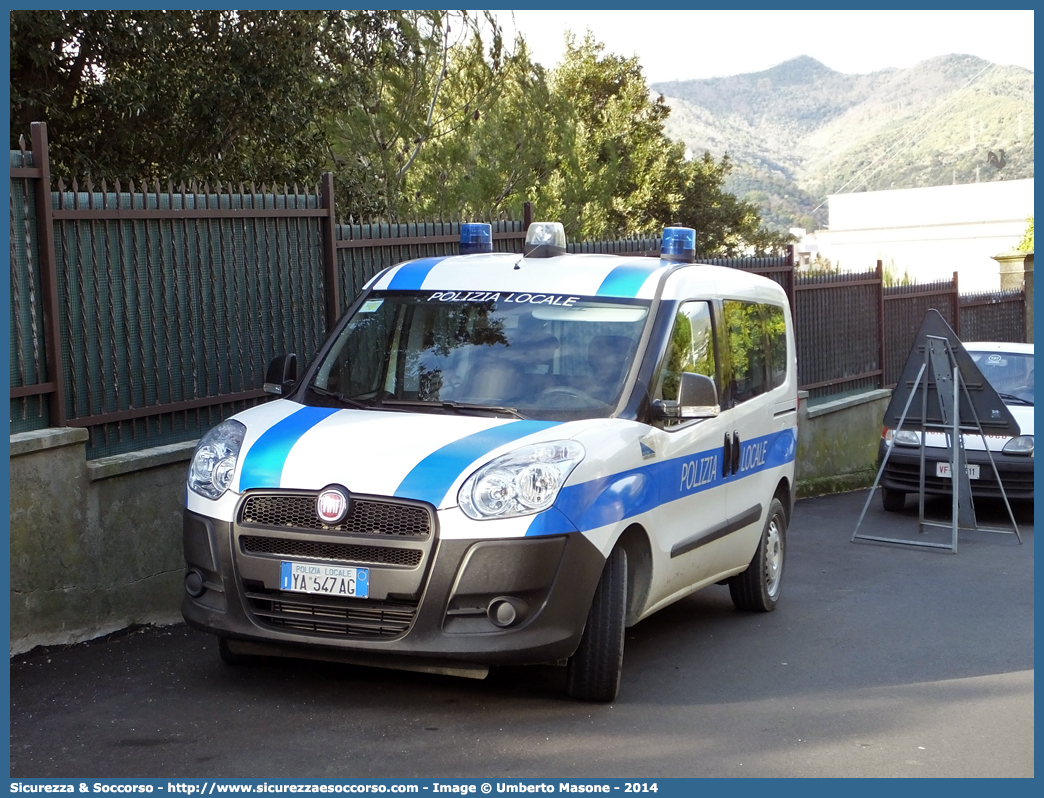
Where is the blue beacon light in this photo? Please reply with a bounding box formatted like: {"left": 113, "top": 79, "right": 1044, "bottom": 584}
{"left": 459, "top": 223, "right": 493, "bottom": 255}
{"left": 660, "top": 226, "right": 696, "bottom": 263}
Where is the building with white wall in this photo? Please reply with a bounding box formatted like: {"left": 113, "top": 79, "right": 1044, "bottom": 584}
{"left": 812, "top": 179, "right": 1033, "bottom": 292}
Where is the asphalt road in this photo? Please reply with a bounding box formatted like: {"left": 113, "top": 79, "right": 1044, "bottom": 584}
{"left": 10, "top": 490, "right": 1034, "bottom": 778}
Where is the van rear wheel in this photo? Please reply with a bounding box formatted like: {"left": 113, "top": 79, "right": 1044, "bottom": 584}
{"left": 566, "top": 547, "right": 627, "bottom": 702}
{"left": 729, "top": 498, "right": 786, "bottom": 612}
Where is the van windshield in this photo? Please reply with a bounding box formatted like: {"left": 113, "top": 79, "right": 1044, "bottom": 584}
{"left": 308, "top": 292, "right": 650, "bottom": 421}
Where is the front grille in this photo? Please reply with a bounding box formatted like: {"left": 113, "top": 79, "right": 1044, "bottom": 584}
{"left": 240, "top": 493, "right": 431, "bottom": 538}
{"left": 241, "top": 535, "right": 422, "bottom": 568}
{"left": 245, "top": 589, "right": 416, "bottom": 638}
{"left": 883, "top": 459, "right": 1034, "bottom": 496}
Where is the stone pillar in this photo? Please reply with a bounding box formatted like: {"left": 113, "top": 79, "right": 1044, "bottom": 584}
{"left": 992, "top": 251, "right": 1033, "bottom": 343}
{"left": 993, "top": 251, "right": 1030, "bottom": 291}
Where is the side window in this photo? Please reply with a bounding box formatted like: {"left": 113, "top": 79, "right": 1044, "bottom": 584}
{"left": 723, "top": 300, "right": 788, "bottom": 404}
{"left": 765, "top": 304, "right": 788, "bottom": 390}
{"left": 654, "top": 301, "right": 718, "bottom": 410}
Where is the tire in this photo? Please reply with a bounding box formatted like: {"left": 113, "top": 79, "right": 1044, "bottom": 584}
{"left": 881, "top": 487, "right": 906, "bottom": 512}
{"left": 218, "top": 637, "right": 259, "bottom": 666}
{"left": 566, "top": 547, "right": 627, "bottom": 702}
{"left": 729, "top": 498, "right": 786, "bottom": 612}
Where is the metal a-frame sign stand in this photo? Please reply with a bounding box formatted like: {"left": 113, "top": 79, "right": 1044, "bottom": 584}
{"left": 853, "top": 333, "right": 1022, "bottom": 553}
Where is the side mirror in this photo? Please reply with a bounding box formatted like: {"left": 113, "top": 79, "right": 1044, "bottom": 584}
{"left": 677, "top": 372, "right": 719, "bottom": 416}
{"left": 264, "top": 353, "right": 298, "bottom": 396}
{"left": 653, "top": 372, "right": 720, "bottom": 421}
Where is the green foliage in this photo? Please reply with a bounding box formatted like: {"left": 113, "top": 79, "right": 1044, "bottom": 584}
{"left": 10, "top": 10, "right": 403, "bottom": 183}
{"left": 324, "top": 11, "right": 511, "bottom": 217}
{"left": 532, "top": 34, "right": 678, "bottom": 239}
{"left": 882, "top": 259, "right": 913, "bottom": 287}
{"left": 1017, "top": 218, "right": 1033, "bottom": 252}
{"left": 401, "top": 38, "right": 567, "bottom": 221}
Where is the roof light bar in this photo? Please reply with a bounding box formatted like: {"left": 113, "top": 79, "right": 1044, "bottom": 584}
{"left": 459, "top": 223, "right": 493, "bottom": 255}
{"left": 523, "top": 222, "right": 567, "bottom": 258}
{"left": 661, "top": 227, "right": 696, "bottom": 263}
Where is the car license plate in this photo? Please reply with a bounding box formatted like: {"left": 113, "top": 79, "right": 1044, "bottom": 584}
{"left": 280, "top": 561, "right": 369, "bottom": 598}
{"left": 935, "top": 462, "right": 980, "bottom": 480}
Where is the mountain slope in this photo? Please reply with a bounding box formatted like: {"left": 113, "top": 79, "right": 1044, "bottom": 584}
{"left": 653, "top": 55, "right": 1034, "bottom": 231}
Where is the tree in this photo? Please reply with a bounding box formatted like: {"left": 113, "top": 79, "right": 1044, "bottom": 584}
{"left": 324, "top": 11, "right": 510, "bottom": 217}
{"left": 675, "top": 153, "right": 792, "bottom": 255}
{"left": 532, "top": 33, "right": 682, "bottom": 240}
{"left": 403, "top": 38, "right": 568, "bottom": 221}
{"left": 9, "top": 10, "right": 412, "bottom": 185}
{"left": 1017, "top": 218, "right": 1033, "bottom": 252}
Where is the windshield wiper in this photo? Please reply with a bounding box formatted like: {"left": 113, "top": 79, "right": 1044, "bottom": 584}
{"left": 996, "top": 392, "right": 1034, "bottom": 406}
{"left": 307, "top": 385, "right": 373, "bottom": 411}
{"left": 375, "top": 398, "right": 526, "bottom": 419}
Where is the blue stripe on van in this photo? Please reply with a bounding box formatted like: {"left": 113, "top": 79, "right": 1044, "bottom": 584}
{"left": 394, "top": 419, "right": 560, "bottom": 507}
{"left": 386, "top": 257, "right": 448, "bottom": 290}
{"left": 524, "top": 427, "right": 797, "bottom": 536}
{"left": 595, "top": 261, "right": 660, "bottom": 297}
{"left": 238, "top": 406, "right": 339, "bottom": 490}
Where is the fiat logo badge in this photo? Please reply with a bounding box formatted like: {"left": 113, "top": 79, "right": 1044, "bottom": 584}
{"left": 316, "top": 486, "right": 350, "bottom": 525}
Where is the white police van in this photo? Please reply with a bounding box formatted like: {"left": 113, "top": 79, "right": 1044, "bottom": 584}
{"left": 182, "top": 222, "right": 798, "bottom": 701}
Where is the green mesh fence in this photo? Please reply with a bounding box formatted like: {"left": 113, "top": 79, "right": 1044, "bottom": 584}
{"left": 50, "top": 183, "right": 327, "bottom": 458}
{"left": 10, "top": 149, "right": 51, "bottom": 432}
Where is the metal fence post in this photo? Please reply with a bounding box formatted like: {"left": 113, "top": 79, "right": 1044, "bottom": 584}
{"left": 951, "top": 270, "right": 960, "bottom": 337}
{"left": 876, "top": 260, "right": 885, "bottom": 389}
{"left": 30, "top": 122, "right": 67, "bottom": 427}
{"left": 785, "top": 243, "right": 796, "bottom": 319}
{"left": 320, "top": 172, "right": 340, "bottom": 334}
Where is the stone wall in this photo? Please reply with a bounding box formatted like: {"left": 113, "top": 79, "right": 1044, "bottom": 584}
{"left": 795, "top": 389, "right": 891, "bottom": 498}
{"left": 9, "top": 429, "right": 194, "bottom": 654}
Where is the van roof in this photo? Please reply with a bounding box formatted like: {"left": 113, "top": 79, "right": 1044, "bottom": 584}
{"left": 368, "top": 252, "right": 785, "bottom": 303}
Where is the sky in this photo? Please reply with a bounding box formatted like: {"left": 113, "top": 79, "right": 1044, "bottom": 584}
{"left": 490, "top": 9, "right": 1034, "bottom": 82}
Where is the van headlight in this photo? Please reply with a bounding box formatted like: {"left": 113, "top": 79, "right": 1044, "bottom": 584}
{"left": 188, "top": 420, "right": 247, "bottom": 499}
{"left": 1002, "top": 435, "right": 1033, "bottom": 456}
{"left": 458, "top": 440, "right": 585, "bottom": 520}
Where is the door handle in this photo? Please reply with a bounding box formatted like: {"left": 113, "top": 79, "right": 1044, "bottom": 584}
{"left": 731, "top": 431, "right": 741, "bottom": 475}
{"left": 722, "top": 432, "right": 731, "bottom": 478}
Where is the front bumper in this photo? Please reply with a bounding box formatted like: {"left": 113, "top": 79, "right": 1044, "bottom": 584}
{"left": 878, "top": 440, "right": 1034, "bottom": 500}
{"left": 181, "top": 496, "right": 607, "bottom": 671}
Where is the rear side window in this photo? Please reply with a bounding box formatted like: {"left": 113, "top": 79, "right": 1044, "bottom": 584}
{"left": 765, "top": 304, "right": 788, "bottom": 391}
{"left": 723, "top": 300, "right": 788, "bottom": 406}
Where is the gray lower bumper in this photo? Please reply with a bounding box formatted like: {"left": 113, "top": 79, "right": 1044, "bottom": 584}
{"left": 181, "top": 509, "right": 607, "bottom": 668}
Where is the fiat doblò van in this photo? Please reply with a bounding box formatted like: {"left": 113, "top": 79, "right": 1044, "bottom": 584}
{"left": 182, "top": 223, "right": 798, "bottom": 701}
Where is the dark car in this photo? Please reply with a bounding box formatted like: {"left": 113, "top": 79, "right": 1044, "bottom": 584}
{"left": 877, "top": 341, "right": 1033, "bottom": 511}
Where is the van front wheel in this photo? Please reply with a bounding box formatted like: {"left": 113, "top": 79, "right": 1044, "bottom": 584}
{"left": 729, "top": 498, "right": 786, "bottom": 612}
{"left": 566, "top": 547, "right": 627, "bottom": 702}
{"left": 218, "top": 638, "right": 260, "bottom": 666}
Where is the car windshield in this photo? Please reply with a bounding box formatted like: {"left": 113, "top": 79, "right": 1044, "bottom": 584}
{"left": 969, "top": 349, "right": 1034, "bottom": 405}
{"left": 308, "top": 292, "right": 650, "bottom": 421}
